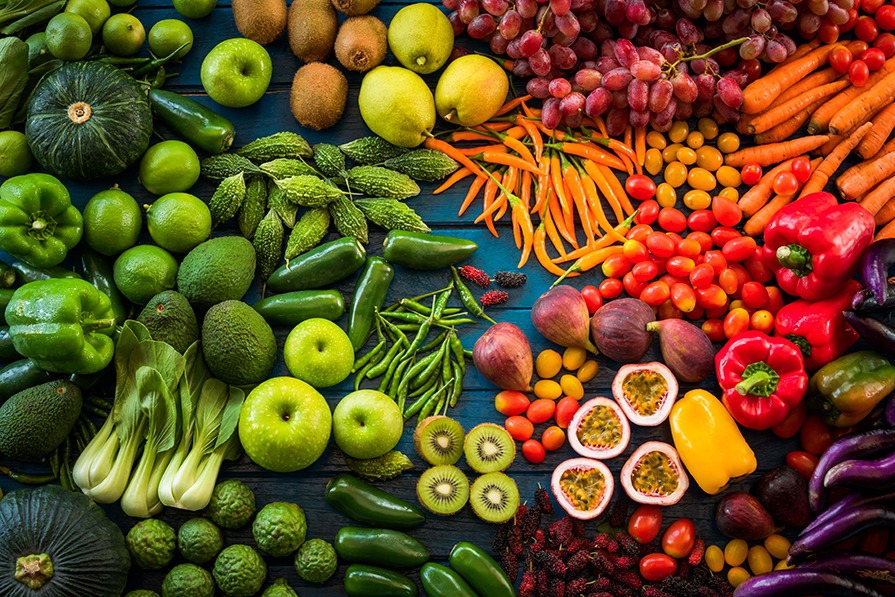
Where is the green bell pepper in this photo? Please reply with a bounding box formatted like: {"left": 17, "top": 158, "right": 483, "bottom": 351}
{"left": 806, "top": 350, "right": 895, "bottom": 427}
{"left": 5, "top": 279, "right": 116, "bottom": 374}
{"left": 0, "top": 174, "right": 82, "bottom": 268}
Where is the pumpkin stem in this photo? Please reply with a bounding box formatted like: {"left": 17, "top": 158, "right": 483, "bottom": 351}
{"left": 67, "top": 101, "right": 92, "bottom": 125}
{"left": 15, "top": 553, "right": 54, "bottom": 589}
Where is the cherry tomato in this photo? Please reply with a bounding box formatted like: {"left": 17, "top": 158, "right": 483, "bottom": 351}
{"left": 711, "top": 195, "right": 742, "bottom": 227}
{"left": 623, "top": 239, "right": 650, "bottom": 263}
{"left": 722, "top": 236, "right": 758, "bottom": 262}
{"left": 526, "top": 398, "right": 556, "bottom": 424}
{"left": 741, "top": 163, "right": 763, "bottom": 186}
{"left": 703, "top": 250, "right": 728, "bottom": 275}
{"left": 626, "top": 174, "right": 657, "bottom": 201}
{"left": 541, "top": 426, "right": 565, "bottom": 451}
{"left": 640, "top": 553, "right": 678, "bottom": 582}
{"left": 800, "top": 415, "right": 835, "bottom": 456}
{"left": 627, "top": 224, "right": 654, "bottom": 243}
{"left": 662, "top": 519, "right": 696, "bottom": 559}
{"left": 554, "top": 396, "right": 579, "bottom": 428}
{"left": 874, "top": 32, "right": 895, "bottom": 57}
{"left": 745, "top": 252, "right": 773, "bottom": 283}
{"left": 749, "top": 309, "right": 775, "bottom": 334}
{"left": 632, "top": 260, "right": 659, "bottom": 282}
{"left": 711, "top": 226, "right": 741, "bottom": 247}
{"left": 581, "top": 285, "right": 602, "bottom": 314}
{"left": 623, "top": 271, "right": 648, "bottom": 297}
{"left": 878, "top": 5, "right": 895, "bottom": 31}
{"left": 599, "top": 277, "right": 623, "bottom": 299}
{"left": 628, "top": 505, "right": 663, "bottom": 544}
{"left": 696, "top": 284, "right": 728, "bottom": 309}
{"left": 847, "top": 40, "right": 870, "bottom": 55}
{"left": 861, "top": 47, "right": 887, "bottom": 71}
{"left": 850, "top": 59, "right": 871, "bottom": 86}
{"left": 862, "top": 0, "right": 885, "bottom": 14}
{"left": 773, "top": 171, "right": 799, "bottom": 195}
{"left": 666, "top": 255, "right": 696, "bottom": 277}
{"left": 670, "top": 283, "right": 696, "bottom": 312}
{"left": 718, "top": 268, "right": 740, "bottom": 295}
{"left": 684, "top": 305, "right": 704, "bottom": 321}
{"left": 646, "top": 231, "right": 676, "bottom": 258}
{"left": 724, "top": 308, "right": 750, "bottom": 339}
{"left": 689, "top": 263, "right": 715, "bottom": 287}
{"left": 842, "top": 8, "right": 860, "bottom": 33}
{"left": 602, "top": 254, "right": 633, "bottom": 278}
{"left": 495, "top": 391, "right": 530, "bottom": 416}
{"left": 819, "top": 20, "right": 840, "bottom": 44}
{"left": 740, "top": 281, "right": 769, "bottom": 309}
{"left": 687, "top": 209, "right": 719, "bottom": 233}
{"left": 640, "top": 281, "right": 671, "bottom": 307}
{"left": 687, "top": 231, "right": 713, "bottom": 253}
{"left": 702, "top": 318, "right": 725, "bottom": 342}
{"left": 786, "top": 450, "right": 820, "bottom": 480}
{"left": 635, "top": 200, "right": 660, "bottom": 225}
{"left": 658, "top": 207, "right": 687, "bottom": 233}
{"left": 765, "top": 286, "right": 784, "bottom": 314}
{"left": 856, "top": 15, "right": 880, "bottom": 42}
{"left": 505, "top": 416, "right": 534, "bottom": 441}
{"left": 771, "top": 402, "right": 807, "bottom": 439}
{"left": 676, "top": 238, "right": 702, "bottom": 258}
{"left": 522, "top": 439, "right": 546, "bottom": 464}
{"left": 790, "top": 157, "right": 813, "bottom": 183}
{"left": 829, "top": 45, "right": 854, "bottom": 74}
{"left": 657, "top": 299, "right": 682, "bottom": 320}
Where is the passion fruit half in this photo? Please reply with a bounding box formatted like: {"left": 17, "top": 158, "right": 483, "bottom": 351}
{"left": 551, "top": 458, "right": 614, "bottom": 520}
{"left": 620, "top": 441, "right": 689, "bottom": 506}
{"left": 567, "top": 397, "right": 631, "bottom": 460}
{"left": 611, "top": 362, "right": 678, "bottom": 427}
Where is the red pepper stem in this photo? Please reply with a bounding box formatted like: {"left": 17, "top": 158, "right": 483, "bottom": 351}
{"left": 777, "top": 244, "right": 813, "bottom": 277}
{"left": 735, "top": 361, "right": 780, "bottom": 397}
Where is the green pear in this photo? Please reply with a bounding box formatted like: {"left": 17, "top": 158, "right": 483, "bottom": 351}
{"left": 358, "top": 66, "right": 435, "bottom": 148}
{"left": 387, "top": 3, "right": 453, "bottom": 75}
{"left": 435, "top": 55, "right": 509, "bottom": 127}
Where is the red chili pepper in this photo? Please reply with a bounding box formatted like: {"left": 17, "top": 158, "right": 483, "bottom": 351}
{"left": 715, "top": 331, "right": 809, "bottom": 430}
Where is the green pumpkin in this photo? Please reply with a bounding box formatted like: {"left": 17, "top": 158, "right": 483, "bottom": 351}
{"left": 0, "top": 485, "right": 131, "bottom": 596}
{"left": 26, "top": 61, "right": 152, "bottom": 181}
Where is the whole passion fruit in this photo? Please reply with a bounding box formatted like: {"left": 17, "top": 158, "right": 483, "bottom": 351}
{"left": 612, "top": 362, "right": 678, "bottom": 427}
{"left": 620, "top": 441, "right": 689, "bottom": 506}
{"left": 567, "top": 397, "right": 631, "bottom": 460}
{"left": 551, "top": 458, "right": 614, "bottom": 520}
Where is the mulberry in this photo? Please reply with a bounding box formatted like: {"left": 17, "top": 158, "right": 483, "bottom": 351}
{"left": 534, "top": 550, "right": 567, "bottom": 577}
{"left": 689, "top": 539, "right": 706, "bottom": 566}
{"left": 616, "top": 532, "right": 640, "bottom": 556}
{"left": 547, "top": 516, "right": 574, "bottom": 548}
{"left": 610, "top": 498, "right": 630, "bottom": 528}
{"left": 567, "top": 550, "right": 591, "bottom": 574}
{"left": 612, "top": 569, "right": 643, "bottom": 590}
{"left": 675, "top": 560, "right": 691, "bottom": 579}
{"left": 481, "top": 290, "right": 509, "bottom": 306}
{"left": 592, "top": 577, "right": 611, "bottom": 590}
{"left": 605, "top": 539, "right": 620, "bottom": 554}
{"left": 612, "top": 554, "right": 638, "bottom": 570}
{"left": 572, "top": 518, "right": 586, "bottom": 539}
{"left": 535, "top": 486, "right": 553, "bottom": 514}
{"left": 492, "top": 524, "right": 509, "bottom": 553}
{"left": 494, "top": 271, "right": 528, "bottom": 288}
{"left": 532, "top": 529, "right": 547, "bottom": 551}
{"left": 500, "top": 551, "right": 519, "bottom": 583}
{"left": 519, "top": 571, "right": 536, "bottom": 597}
{"left": 536, "top": 569, "right": 550, "bottom": 596}
{"left": 593, "top": 532, "right": 612, "bottom": 550}
{"left": 566, "top": 577, "right": 588, "bottom": 596}
{"left": 457, "top": 265, "right": 491, "bottom": 288}
{"left": 641, "top": 587, "right": 676, "bottom": 597}
{"left": 590, "top": 551, "right": 615, "bottom": 576}
{"left": 514, "top": 503, "right": 528, "bottom": 525}
{"left": 549, "top": 578, "right": 566, "bottom": 597}
{"left": 509, "top": 525, "right": 524, "bottom": 555}
{"left": 520, "top": 508, "right": 542, "bottom": 540}
{"left": 566, "top": 537, "right": 590, "bottom": 554}
{"left": 660, "top": 576, "right": 699, "bottom": 597}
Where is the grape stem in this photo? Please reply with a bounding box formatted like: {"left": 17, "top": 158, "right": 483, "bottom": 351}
{"left": 675, "top": 36, "right": 749, "bottom": 64}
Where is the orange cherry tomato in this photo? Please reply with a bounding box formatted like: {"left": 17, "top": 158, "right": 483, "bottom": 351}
{"left": 749, "top": 309, "right": 775, "bottom": 334}
{"left": 687, "top": 231, "right": 713, "bottom": 253}
{"left": 527, "top": 398, "right": 556, "bottom": 424}
{"left": 640, "top": 281, "right": 671, "bottom": 306}
{"left": 670, "top": 283, "right": 697, "bottom": 312}
{"left": 495, "top": 390, "right": 531, "bottom": 416}
{"left": 602, "top": 254, "right": 633, "bottom": 278}
{"left": 505, "top": 415, "right": 534, "bottom": 441}
{"left": 676, "top": 238, "right": 702, "bottom": 258}
{"left": 666, "top": 255, "right": 696, "bottom": 277}
{"left": 657, "top": 299, "right": 682, "bottom": 320}
{"left": 623, "top": 239, "right": 650, "bottom": 263}
{"left": 718, "top": 268, "right": 740, "bottom": 295}
{"left": 702, "top": 318, "right": 725, "bottom": 342}
{"left": 522, "top": 439, "right": 546, "bottom": 464}
{"left": 627, "top": 224, "right": 654, "bottom": 243}
{"left": 696, "top": 284, "right": 728, "bottom": 309}
{"left": 541, "top": 426, "right": 566, "bottom": 451}
{"left": 723, "top": 308, "right": 751, "bottom": 339}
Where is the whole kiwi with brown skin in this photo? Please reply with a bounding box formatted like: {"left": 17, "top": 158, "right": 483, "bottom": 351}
{"left": 330, "top": 0, "right": 379, "bottom": 16}
{"left": 288, "top": 0, "right": 337, "bottom": 62}
{"left": 232, "top": 0, "right": 286, "bottom": 45}
{"left": 290, "top": 63, "right": 347, "bottom": 130}
{"left": 334, "top": 16, "right": 387, "bottom": 72}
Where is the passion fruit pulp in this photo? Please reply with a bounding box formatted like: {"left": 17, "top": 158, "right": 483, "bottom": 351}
{"left": 612, "top": 362, "right": 678, "bottom": 426}
{"left": 551, "top": 458, "right": 614, "bottom": 520}
{"left": 567, "top": 397, "right": 631, "bottom": 460}
{"left": 620, "top": 441, "right": 689, "bottom": 506}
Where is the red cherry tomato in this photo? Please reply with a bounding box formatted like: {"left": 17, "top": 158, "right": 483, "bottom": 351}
{"left": 639, "top": 281, "right": 671, "bottom": 306}
{"left": 554, "top": 396, "right": 579, "bottom": 429}
{"left": 670, "top": 283, "right": 696, "bottom": 312}
{"left": 657, "top": 207, "right": 687, "bottom": 233}
{"left": 829, "top": 45, "right": 853, "bottom": 74}
{"left": 541, "top": 426, "right": 565, "bottom": 451}
{"left": 878, "top": 5, "right": 895, "bottom": 30}
{"left": 632, "top": 260, "right": 660, "bottom": 282}
{"left": 666, "top": 256, "right": 696, "bottom": 277}
{"left": 628, "top": 505, "right": 662, "bottom": 544}
{"left": 623, "top": 239, "right": 650, "bottom": 263}
{"left": 626, "top": 224, "right": 653, "bottom": 243}
{"left": 687, "top": 231, "right": 713, "bottom": 253}
{"left": 712, "top": 196, "right": 742, "bottom": 228}
{"left": 580, "top": 285, "right": 602, "bottom": 314}
{"left": 773, "top": 171, "right": 799, "bottom": 195}
{"left": 744, "top": 251, "right": 773, "bottom": 283}
{"left": 662, "top": 519, "right": 696, "bottom": 559}
{"left": 689, "top": 263, "right": 715, "bottom": 288}
{"left": 819, "top": 20, "right": 840, "bottom": 44}
{"left": 791, "top": 156, "right": 812, "bottom": 183}
{"left": 861, "top": 47, "right": 887, "bottom": 70}
{"left": 874, "top": 32, "right": 895, "bottom": 57}
{"left": 771, "top": 402, "right": 808, "bottom": 439}
{"left": 602, "top": 254, "right": 633, "bottom": 278}
{"left": 850, "top": 59, "right": 871, "bottom": 86}
{"left": 526, "top": 398, "right": 556, "bottom": 424}
{"left": 505, "top": 416, "right": 534, "bottom": 441}
{"left": 741, "top": 281, "right": 769, "bottom": 309}
{"left": 626, "top": 174, "right": 657, "bottom": 201}
{"left": 687, "top": 209, "right": 718, "bottom": 233}
{"left": 741, "top": 163, "right": 763, "bottom": 186}
{"left": 522, "top": 439, "right": 545, "bottom": 464}
{"left": 623, "top": 271, "right": 647, "bottom": 297}
{"left": 721, "top": 236, "right": 758, "bottom": 263}
{"left": 787, "top": 450, "right": 820, "bottom": 480}
{"left": 702, "top": 319, "right": 725, "bottom": 342}
{"left": 856, "top": 15, "right": 880, "bottom": 42}
{"left": 640, "top": 553, "right": 678, "bottom": 582}
{"left": 800, "top": 415, "right": 835, "bottom": 456}
{"left": 599, "top": 277, "right": 623, "bottom": 299}
{"left": 711, "top": 227, "right": 741, "bottom": 248}
{"left": 635, "top": 200, "right": 659, "bottom": 225}
{"left": 862, "top": 0, "right": 885, "bottom": 13}
{"left": 847, "top": 40, "right": 870, "bottom": 55}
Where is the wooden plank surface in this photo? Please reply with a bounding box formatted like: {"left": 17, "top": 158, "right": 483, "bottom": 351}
{"left": 0, "top": 2, "right": 800, "bottom": 594}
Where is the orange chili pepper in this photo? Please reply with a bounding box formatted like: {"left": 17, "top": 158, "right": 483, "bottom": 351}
{"left": 515, "top": 114, "right": 544, "bottom": 161}
{"left": 494, "top": 167, "right": 518, "bottom": 221}
{"left": 583, "top": 160, "right": 624, "bottom": 222}
{"left": 580, "top": 171, "right": 627, "bottom": 243}
{"left": 434, "top": 167, "right": 472, "bottom": 195}
{"left": 548, "top": 186, "right": 577, "bottom": 249}
{"left": 555, "top": 142, "right": 626, "bottom": 170}
{"left": 503, "top": 126, "right": 528, "bottom": 140}
{"left": 552, "top": 245, "right": 625, "bottom": 286}
{"left": 550, "top": 154, "right": 572, "bottom": 215}
{"left": 502, "top": 135, "right": 537, "bottom": 167}
{"left": 477, "top": 121, "right": 515, "bottom": 132}
{"left": 458, "top": 174, "right": 487, "bottom": 216}
{"left": 481, "top": 150, "right": 546, "bottom": 176}
{"left": 552, "top": 211, "right": 638, "bottom": 262}
{"left": 597, "top": 163, "right": 635, "bottom": 215}
{"left": 450, "top": 130, "right": 497, "bottom": 143}
{"left": 460, "top": 144, "right": 506, "bottom": 156}
{"left": 531, "top": 157, "right": 551, "bottom": 214}
{"left": 424, "top": 137, "right": 487, "bottom": 179}
{"left": 493, "top": 94, "right": 532, "bottom": 117}
{"left": 601, "top": 137, "right": 642, "bottom": 174}
{"left": 583, "top": 116, "right": 609, "bottom": 137}
{"left": 562, "top": 156, "right": 595, "bottom": 245}
{"left": 624, "top": 124, "right": 633, "bottom": 152}
{"left": 545, "top": 195, "right": 568, "bottom": 256}
{"left": 535, "top": 216, "right": 576, "bottom": 276}
{"left": 520, "top": 170, "right": 532, "bottom": 210}
{"left": 516, "top": 202, "right": 535, "bottom": 268}
{"left": 635, "top": 125, "right": 647, "bottom": 167}
{"left": 481, "top": 171, "right": 501, "bottom": 237}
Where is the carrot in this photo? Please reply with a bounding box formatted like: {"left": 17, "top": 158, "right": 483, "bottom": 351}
{"left": 458, "top": 174, "right": 487, "bottom": 217}
{"left": 635, "top": 125, "right": 647, "bottom": 167}
{"left": 837, "top": 150, "right": 895, "bottom": 200}
{"left": 876, "top": 217, "right": 895, "bottom": 240}
{"left": 860, "top": 177, "right": 895, "bottom": 215}
{"left": 424, "top": 137, "right": 487, "bottom": 179}
{"left": 744, "top": 194, "right": 796, "bottom": 237}
{"left": 433, "top": 167, "right": 472, "bottom": 194}
{"left": 830, "top": 72, "right": 895, "bottom": 134}
{"left": 799, "top": 121, "right": 874, "bottom": 198}
{"left": 742, "top": 44, "right": 835, "bottom": 115}
{"left": 481, "top": 150, "right": 547, "bottom": 176}
{"left": 875, "top": 197, "right": 895, "bottom": 226}
{"left": 767, "top": 67, "right": 843, "bottom": 109}
{"left": 724, "top": 135, "right": 830, "bottom": 167}
{"left": 747, "top": 80, "right": 850, "bottom": 134}
{"left": 737, "top": 158, "right": 798, "bottom": 216}
{"left": 807, "top": 57, "right": 895, "bottom": 133}
{"left": 858, "top": 102, "right": 895, "bottom": 159}
{"left": 754, "top": 95, "right": 829, "bottom": 145}
{"left": 493, "top": 94, "right": 532, "bottom": 117}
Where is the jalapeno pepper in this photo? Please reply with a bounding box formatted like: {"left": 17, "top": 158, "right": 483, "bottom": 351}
{"left": 0, "top": 327, "right": 19, "bottom": 361}
{"left": 81, "top": 249, "right": 128, "bottom": 326}
{"left": 348, "top": 257, "right": 394, "bottom": 351}
{"left": 267, "top": 237, "right": 366, "bottom": 293}
{"left": 11, "top": 261, "right": 81, "bottom": 283}
{"left": 383, "top": 231, "right": 478, "bottom": 270}
{"left": 148, "top": 89, "right": 236, "bottom": 155}
{"left": 0, "top": 287, "right": 14, "bottom": 324}
{"left": 449, "top": 541, "right": 516, "bottom": 597}
{"left": 0, "top": 358, "right": 54, "bottom": 403}
{"left": 253, "top": 290, "right": 345, "bottom": 326}
{"left": 325, "top": 474, "right": 426, "bottom": 530}
{"left": 344, "top": 565, "right": 418, "bottom": 597}
{"left": 419, "top": 562, "right": 478, "bottom": 597}
{"left": 334, "top": 527, "right": 430, "bottom": 568}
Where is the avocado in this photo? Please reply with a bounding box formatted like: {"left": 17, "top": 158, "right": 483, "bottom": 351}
{"left": 0, "top": 380, "right": 82, "bottom": 461}
{"left": 177, "top": 236, "right": 256, "bottom": 311}
{"left": 137, "top": 290, "right": 199, "bottom": 354}
{"left": 201, "top": 300, "right": 276, "bottom": 386}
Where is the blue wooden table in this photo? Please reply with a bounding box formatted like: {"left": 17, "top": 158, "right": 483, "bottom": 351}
{"left": 0, "top": 1, "right": 798, "bottom": 593}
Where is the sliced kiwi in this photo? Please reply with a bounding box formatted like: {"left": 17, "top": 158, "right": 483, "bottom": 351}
{"left": 463, "top": 423, "right": 515, "bottom": 473}
{"left": 414, "top": 416, "right": 465, "bottom": 466}
{"left": 470, "top": 472, "right": 519, "bottom": 524}
{"left": 416, "top": 465, "right": 469, "bottom": 516}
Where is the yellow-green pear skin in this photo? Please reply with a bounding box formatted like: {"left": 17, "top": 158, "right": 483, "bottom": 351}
{"left": 387, "top": 4, "right": 453, "bottom": 75}
{"left": 435, "top": 55, "right": 509, "bottom": 127}
{"left": 358, "top": 66, "right": 435, "bottom": 148}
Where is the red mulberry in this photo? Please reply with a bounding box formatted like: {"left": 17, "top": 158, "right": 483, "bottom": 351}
{"left": 457, "top": 265, "right": 491, "bottom": 288}
{"left": 689, "top": 539, "right": 706, "bottom": 566}
{"left": 481, "top": 290, "right": 509, "bottom": 306}
{"left": 500, "top": 551, "right": 518, "bottom": 583}
{"left": 535, "top": 486, "right": 553, "bottom": 514}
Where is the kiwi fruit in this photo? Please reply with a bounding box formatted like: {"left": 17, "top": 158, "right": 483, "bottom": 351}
{"left": 232, "top": 0, "right": 286, "bottom": 45}
{"left": 334, "top": 15, "right": 387, "bottom": 73}
{"left": 416, "top": 464, "right": 469, "bottom": 515}
{"left": 290, "top": 63, "right": 347, "bottom": 131}
{"left": 330, "top": 0, "right": 379, "bottom": 16}
{"left": 463, "top": 423, "right": 515, "bottom": 473}
{"left": 288, "top": 0, "right": 337, "bottom": 62}
{"left": 414, "top": 416, "right": 464, "bottom": 466}
{"left": 470, "top": 472, "right": 519, "bottom": 523}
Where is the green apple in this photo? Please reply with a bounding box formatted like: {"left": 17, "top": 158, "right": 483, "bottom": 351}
{"left": 284, "top": 318, "right": 354, "bottom": 388}
{"left": 238, "top": 377, "right": 332, "bottom": 473}
{"left": 332, "top": 389, "right": 403, "bottom": 459}
{"left": 200, "top": 38, "right": 272, "bottom": 108}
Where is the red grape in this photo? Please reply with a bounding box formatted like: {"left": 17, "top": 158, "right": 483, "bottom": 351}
{"left": 717, "top": 76, "right": 744, "bottom": 108}
{"left": 603, "top": 67, "right": 634, "bottom": 90}
{"left": 585, "top": 87, "right": 612, "bottom": 117}
{"left": 549, "top": 77, "right": 572, "bottom": 98}
{"left": 572, "top": 68, "right": 602, "bottom": 91}
{"left": 631, "top": 59, "right": 662, "bottom": 80}
{"left": 542, "top": 97, "right": 562, "bottom": 129}
{"left": 498, "top": 9, "right": 522, "bottom": 39}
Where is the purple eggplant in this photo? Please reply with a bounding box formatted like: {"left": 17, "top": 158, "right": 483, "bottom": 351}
{"left": 800, "top": 552, "right": 895, "bottom": 586}
{"left": 734, "top": 569, "right": 887, "bottom": 597}
{"left": 825, "top": 451, "right": 895, "bottom": 490}
{"left": 860, "top": 238, "right": 895, "bottom": 306}
{"left": 843, "top": 310, "right": 895, "bottom": 358}
{"left": 888, "top": 392, "right": 895, "bottom": 428}
{"left": 808, "top": 428, "right": 895, "bottom": 512}
{"left": 789, "top": 505, "right": 895, "bottom": 561}
{"left": 852, "top": 277, "right": 895, "bottom": 312}
{"left": 804, "top": 490, "right": 895, "bottom": 536}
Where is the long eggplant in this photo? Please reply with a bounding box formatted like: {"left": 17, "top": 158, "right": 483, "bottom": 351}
{"left": 800, "top": 552, "right": 895, "bottom": 586}
{"left": 789, "top": 505, "right": 895, "bottom": 561}
{"left": 734, "top": 569, "right": 887, "bottom": 597}
{"left": 853, "top": 277, "right": 895, "bottom": 312}
{"left": 824, "top": 450, "right": 895, "bottom": 490}
{"left": 860, "top": 238, "right": 895, "bottom": 306}
{"left": 808, "top": 429, "right": 895, "bottom": 512}
{"left": 843, "top": 310, "right": 895, "bottom": 358}
{"left": 888, "top": 393, "right": 895, "bottom": 427}
{"left": 804, "top": 490, "right": 895, "bottom": 535}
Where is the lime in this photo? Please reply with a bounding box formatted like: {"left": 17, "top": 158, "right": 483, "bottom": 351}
{"left": 24, "top": 32, "right": 51, "bottom": 66}
{"left": 172, "top": 0, "right": 216, "bottom": 20}
{"left": 0, "top": 131, "right": 33, "bottom": 177}
{"left": 146, "top": 192, "right": 211, "bottom": 254}
{"left": 64, "top": 0, "right": 110, "bottom": 35}
{"left": 45, "top": 13, "right": 92, "bottom": 61}
{"left": 148, "top": 19, "right": 193, "bottom": 59}
{"left": 83, "top": 187, "right": 142, "bottom": 256}
{"left": 138, "top": 140, "right": 200, "bottom": 195}
{"left": 114, "top": 245, "right": 179, "bottom": 304}
{"left": 102, "top": 13, "right": 145, "bottom": 56}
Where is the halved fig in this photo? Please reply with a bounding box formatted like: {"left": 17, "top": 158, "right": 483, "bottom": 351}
{"left": 551, "top": 458, "right": 614, "bottom": 520}
{"left": 620, "top": 441, "right": 689, "bottom": 506}
{"left": 612, "top": 362, "right": 678, "bottom": 426}
{"left": 567, "top": 397, "right": 631, "bottom": 460}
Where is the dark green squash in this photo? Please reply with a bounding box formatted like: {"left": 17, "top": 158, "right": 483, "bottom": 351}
{"left": 25, "top": 61, "right": 153, "bottom": 181}
{"left": 0, "top": 485, "right": 130, "bottom": 596}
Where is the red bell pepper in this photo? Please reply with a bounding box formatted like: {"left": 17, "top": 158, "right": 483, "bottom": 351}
{"left": 715, "top": 331, "right": 809, "bottom": 430}
{"left": 773, "top": 280, "right": 862, "bottom": 371}
{"left": 761, "top": 192, "right": 874, "bottom": 302}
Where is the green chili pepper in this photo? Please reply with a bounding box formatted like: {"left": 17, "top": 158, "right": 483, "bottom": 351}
{"left": 354, "top": 347, "right": 387, "bottom": 391}
{"left": 448, "top": 542, "right": 516, "bottom": 597}
{"left": 409, "top": 374, "right": 438, "bottom": 398}
{"left": 442, "top": 344, "right": 453, "bottom": 385}
{"left": 432, "top": 283, "right": 454, "bottom": 320}
{"left": 0, "top": 465, "right": 56, "bottom": 484}
{"left": 368, "top": 337, "right": 407, "bottom": 380}
{"left": 10, "top": 261, "right": 80, "bottom": 283}
{"left": 420, "top": 562, "right": 478, "bottom": 597}
{"left": 335, "top": 527, "right": 430, "bottom": 568}
{"left": 379, "top": 311, "right": 429, "bottom": 325}
{"left": 253, "top": 290, "right": 345, "bottom": 326}
{"left": 389, "top": 358, "right": 413, "bottom": 403}
{"left": 130, "top": 41, "right": 190, "bottom": 77}
{"left": 148, "top": 88, "right": 236, "bottom": 154}
{"left": 349, "top": 257, "right": 395, "bottom": 351}
{"left": 449, "top": 361, "right": 464, "bottom": 407}
{"left": 410, "top": 344, "right": 448, "bottom": 390}
{"left": 81, "top": 249, "right": 128, "bottom": 326}
{"left": 86, "top": 395, "right": 113, "bottom": 411}
{"left": 0, "top": 326, "right": 19, "bottom": 361}
{"left": 404, "top": 299, "right": 435, "bottom": 356}
{"left": 267, "top": 237, "right": 366, "bottom": 293}
{"left": 325, "top": 474, "right": 426, "bottom": 529}
{"left": 417, "top": 382, "right": 452, "bottom": 424}
{"left": 437, "top": 317, "right": 478, "bottom": 326}
{"left": 451, "top": 266, "right": 496, "bottom": 324}
{"left": 48, "top": 448, "right": 60, "bottom": 480}
{"left": 353, "top": 339, "right": 387, "bottom": 374}
{"left": 404, "top": 379, "right": 445, "bottom": 420}
{"left": 344, "top": 565, "right": 418, "bottom": 597}
{"left": 0, "top": 358, "right": 53, "bottom": 404}
{"left": 419, "top": 330, "right": 449, "bottom": 353}
{"left": 383, "top": 231, "right": 478, "bottom": 270}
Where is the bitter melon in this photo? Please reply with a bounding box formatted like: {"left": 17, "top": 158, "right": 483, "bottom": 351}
{"left": 338, "top": 136, "right": 407, "bottom": 164}
{"left": 345, "top": 166, "right": 420, "bottom": 200}
{"left": 276, "top": 175, "right": 343, "bottom": 207}
{"left": 383, "top": 149, "right": 460, "bottom": 182}
{"left": 267, "top": 179, "right": 297, "bottom": 229}
{"left": 236, "top": 132, "right": 312, "bottom": 162}
{"left": 201, "top": 154, "right": 261, "bottom": 182}
{"left": 344, "top": 450, "right": 414, "bottom": 482}
{"left": 238, "top": 176, "right": 268, "bottom": 239}
{"left": 329, "top": 195, "right": 368, "bottom": 244}
{"left": 313, "top": 143, "right": 347, "bottom": 178}
{"left": 259, "top": 158, "right": 319, "bottom": 180}
{"left": 355, "top": 198, "right": 430, "bottom": 233}
{"left": 208, "top": 172, "right": 246, "bottom": 227}
{"left": 253, "top": 209, "right": 284, "bottom": 282}
{"left": 285, "top": 207, "right": 330, "bottom": 262}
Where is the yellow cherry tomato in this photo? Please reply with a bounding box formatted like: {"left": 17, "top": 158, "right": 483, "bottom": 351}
{"left": 683, "top": 189, "right": 712, "bottom": 210}
{"left": 696, "top": 146, "right": 724, "bottom": 171}
{"left": 662, "top": 143, "right": 683, "bottom": 163}
{"left": 664, "top": 161, "right": 688, "bottom": 188}
{"left": 645, "top": 148, "right": 664, "bottom": 176}
{"left": 718, "top": 186, "right": 740, "bottom": 201}
{"left": 656, "top": 182, "right": 677, "bottom": 208}
{"left": 763, "top": 535, "right": 791, "bottom": 561}
{"left": 677, "top": 146, "right": 698, "bottom": 165}
{"left": 728, "top": 567, "right": 751, "bottom": 589}
{"left": 716, "top": 165, "right": 742, "bottom": 187}
{"left": 669, "top": 120, "right": 689, "bottom": 143}
{"left": 718, "top": 132, "right": 741, "bottom": 153}
{"left": 705, "top": 545, "right": 724, "bottom": 573}
{"left": 686, "top": 131, "right": 705, "bottom": 149}
{"left": 646, "top": 130, "right": 667, "bottom": 149}
{"left": 698, "top": 117, "right": 719, "bottom": 140}
{"left": 725, "top": 539, "right": 749, "bottom": 567}
{"left": 687, "top": 167, "right": 717, "bottom": 191}
{"left": 747, "top": 546, "right": 773, "bottom": 576}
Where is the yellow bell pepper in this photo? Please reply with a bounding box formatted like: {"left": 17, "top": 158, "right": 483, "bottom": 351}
{"left": 669, "top": 389, "right": 757, "bottom": 495}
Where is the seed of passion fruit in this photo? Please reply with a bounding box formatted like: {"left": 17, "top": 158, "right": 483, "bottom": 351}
{"left": 567, "top": 397, "right": 631, "bottom": 460}
{"left": 611, "top": 362, "right": 679, "bottom": 427}
{"left": 620, "top": 441, "right": 689, "bottom": 506}
{"left": 551, "top": 457, "right": 614, "bottom": 520}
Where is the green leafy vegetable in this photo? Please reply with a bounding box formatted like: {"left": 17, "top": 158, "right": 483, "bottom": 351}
{"left": 0, "top": 37, "right": 29, "bottom": 130}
